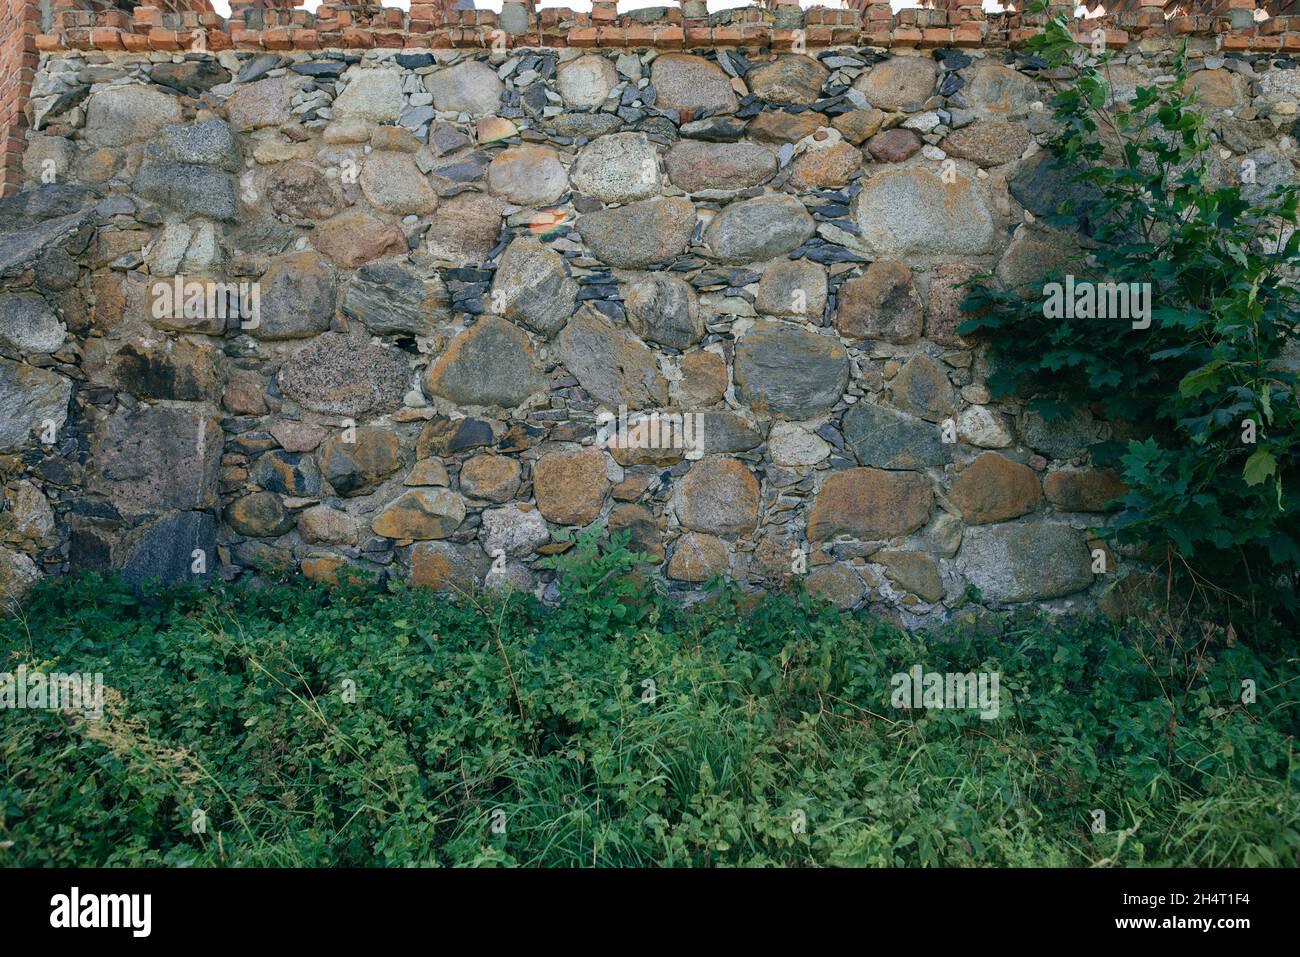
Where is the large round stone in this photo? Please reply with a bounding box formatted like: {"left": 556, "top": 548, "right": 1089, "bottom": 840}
{"left": 957, "top": 524, "right": 1094, "bottom": 603}
{"left": 278, "top": 332, "right": 409, "bottom": 416}
{"left": 807, "top": 468, "right": 932, "bottom": 542}
{"left": 268, "top": 161, "right": 341, "bottom": 220}
{"left": 608, "top": 503, "right": 663, "bottom": 561}
{"left": 768, "top": 422, "right": 830, "bottom": 466}
{"left": 459, "top": 454, "right": 522, "bottom": 503}
{"left": 487, "top": 147, "right": 568, "bottom": 207}
{"left": 134, "top": 163, "right": 238, "bottom": 222}
{"left": 734, "top": 321, "right": 848, "bottom": 420}
{"left": 876, "top": 551, "right": 943, "bottom": 603}
{"left": 942, "top": 121, "right": 1032, "bottom": 168}
{"left": 425, "top": 60, "right": 504, "bottom": 116}
{"left": 556, "top": 307, "right": 669, "bottom": 408}
{"left": 424, "top": 317, "right": 549, "bottom": 409}
{"left": 570, "top": 132, "right": 660, "bottom": 204}
{"left": 1187, "top": 69, "right": 1245, "bottom": 109}
{"left": 667, "top": 532, "right": 728, "bottom": 581}
{"left": 835, "top": 260, "right": 923, "bottom": 344}
{"left": 576, "top": 197, "right": 696, "bottom": 268}
{"left": 963, "top": 64, "right": 1040, "bottom": 118}
{"left": 949, "top": 452, "right": 1042, "bottom": 525}
{"left": 0, "top": 547, "right": 40, "bottom": 604}
{"left": 890, "top": 355, "right": 956, "bottom": 423}
{"left": 480, "top": 504, "right": 551, "bottom": 557}
{"left": 665, "top": 141, "right": 776, "bottom": 193}
{"left": 675, "top": 457, "right": 761, "bottom": 535}
{"left": 832, "top": 108, "right": 885, "bottom": 144}
{"left": 852, "top": 57, "right": 938, "bottom": 111}
{"left": 254, "top": 251, "right": 336, "bottom": 340}
{"left": 9, "top": 480, "right": 53, "bottom": 540}
{"left": 0, "top": 293, "right": 65, "bottom": 354}
{"left": 298, "top": 505, "right": 361, "bottom": 545}
{"left": 675, "top": 350, "right": 727, "bottom": 409}
{"left": 373, "top": 488, "right": 466, "bottom": 540}
{"left": 425, "top": 192, "right": 503, "bottom": 264}
{"left": 359, "top": 152, "right": 439, "bottom": 215}
{"left": 958, "top": 406, "right": 1014, "bottom": 449}
{"left": 491, "top": 237, "right": 576, "bottom": 339}
{"left": 333, "top": 68, "right": 404, "bottom": 122}
{"left": 556, "top": 54, "right": 619, "bottom": 108}
{"left": 853, "top": 167, "right": 995, "bottom": 257}
{"left": 623, "top": 273, "right": 702, "bottom": 350}
{"left": 699, "top": 411, "right": 764, "bottom": 454}
{"left": 786, "top": 142, "right": 861, "bottom": 191}
{"left": 225, "top": 76, "right": 298, "bottom": 131}
{"left": 867, "top": 128, "right": 922, "bottom": 163}
{"left": 319, "top": 427, "right": 401, "bottom": 496}
{"left": 842, "top": 403, "right": 952, "bottom": 470}
{"left": 150, "top": 118, "right": 239, "bottom": 170}
{"left": 748, "top": 111, "right": 827, "bottom": 144}
{"left": 83, "top": 84, "right": 183, "bottom": 146}
{"left": 650, "top": 54, "right": 738, "bottom": 116}
{"left": 227, "top": 491, "right": 295, "bottom": 538}
{"left": 410, "top": 540, "right": 490, "bottom": 592}
{"left": 270, "top": 419, "right": 328, "bottom": 454}
{"left": 705, "top": 194, "right": 814, "bottom": 263}
{"left": 747, "top": 56, "right": 830, "bottom": 105}
{"left": 806, "top": 564, "right": 867, "bottom": 609}
{"left": 534, "top": 446, "right": 610, "bottom": 526}
{"left": 311, "top": 212, "right": 408, "bottom": 268}
{"left": 754, "top": 259, "right": 827, "bottom": 318}
{"left": 253, "top": 449, "right": 321, "bottom": 497}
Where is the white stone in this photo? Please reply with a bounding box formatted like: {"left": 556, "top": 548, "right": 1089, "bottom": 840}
{"left": 146, "top": 222, "right": 192, "bottom": 276}
{"left": 557, "top": 54, "right": 619, "bottom": 108}
{"left": 768, "top": 422, "right": 831, "bottom": 466}
{"left": 0, "top": 294, "right": 66, "bottom": 355}
{"left": 570, "top": 132, "right": 660, "bottom": 204}
{"left": 957, "top": 405, "right": 1013, "bottom": 448}
{"left": 480, "top": 505, "right": 551, "bottom": 558}
{"left": 10, "top": 481, "right": 55, "bottom": 539}
{"left": 333, "top": 68, "right": 404, "bottom": 122}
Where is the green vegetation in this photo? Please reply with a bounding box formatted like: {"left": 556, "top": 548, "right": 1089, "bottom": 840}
{"left": 962, "top": 8, "right": 1300, "bottom": 631}
{"left": 2, "top": 534, "right": 1295, "bottom": 867}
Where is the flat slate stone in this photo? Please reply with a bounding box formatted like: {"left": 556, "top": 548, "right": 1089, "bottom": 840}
{"left": 842, "top": 402, "right": 952, "bottom": 470}
{"left": 734, "top": 320, "right": 848, "bottom": 420}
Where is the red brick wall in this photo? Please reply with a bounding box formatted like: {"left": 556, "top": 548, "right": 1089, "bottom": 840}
{"left": 1, "top": 1, "right": 43, "bottom": 197}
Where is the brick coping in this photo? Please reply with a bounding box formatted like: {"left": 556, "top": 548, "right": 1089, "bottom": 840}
{"left": 38, "top": 3, "right": 1300, "bottom": 56}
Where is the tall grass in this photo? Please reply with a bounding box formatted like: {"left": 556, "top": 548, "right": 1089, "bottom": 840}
{"left": 1, "top": 565, "right": 1296, "bottom": 867}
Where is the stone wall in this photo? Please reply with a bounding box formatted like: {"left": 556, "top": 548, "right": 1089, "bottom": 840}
{"left": 2, "top": 13, "right": 1296, "bottom": 621}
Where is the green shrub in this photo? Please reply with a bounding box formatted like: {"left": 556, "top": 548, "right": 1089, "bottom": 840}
{"left": 960, "top": 5, "right": 1300, "bottom": 631}
{"left": 1, "top": 569, "right": 1295, "bottom": 867}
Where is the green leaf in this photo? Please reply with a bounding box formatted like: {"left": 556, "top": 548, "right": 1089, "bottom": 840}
{"left": 1178, "top": 360, "right": 1225, "bottom": 399}
{"left": 1243, "top": 448, "right": 1277, "bottom": 487}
